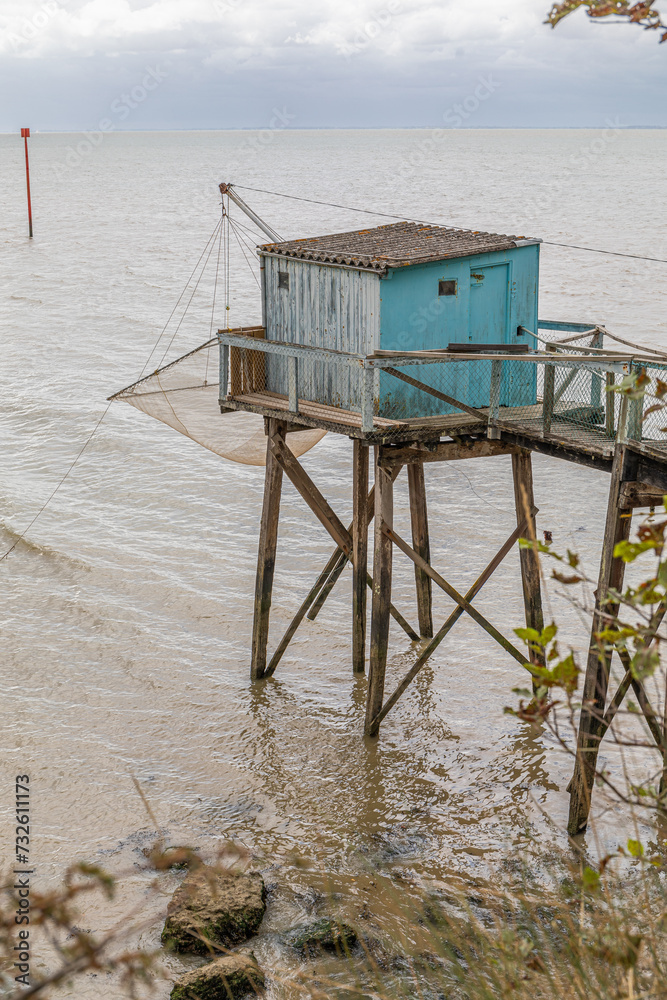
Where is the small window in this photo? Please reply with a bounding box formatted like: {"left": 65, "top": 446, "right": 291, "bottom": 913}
{"left": 278, "top": 271, "right": 290, "bottom": 290}
{"left": 438, "top": 279, "right": 457, "bottom": 296}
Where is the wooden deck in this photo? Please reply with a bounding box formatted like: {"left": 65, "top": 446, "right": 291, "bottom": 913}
{"left": 220, "top": 390, "right": 667, "bottom": 482}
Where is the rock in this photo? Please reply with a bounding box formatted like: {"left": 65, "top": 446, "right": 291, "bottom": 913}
{"left": 170, "top": 952, "right": 265, "bottom": 999}
{"left": 162, "top": 868, "right": 266, "bottom": 955}
{"left": 287, "top": 918, "right": 357, "bottom": 954}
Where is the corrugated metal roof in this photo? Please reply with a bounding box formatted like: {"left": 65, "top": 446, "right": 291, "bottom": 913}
{"left": 258, "top": 221, "right": 540, "bottom": 273}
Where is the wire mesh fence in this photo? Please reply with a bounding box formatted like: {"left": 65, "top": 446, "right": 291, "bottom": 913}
{"left": 116, "top": 328, "right": 657, "bottom": 453}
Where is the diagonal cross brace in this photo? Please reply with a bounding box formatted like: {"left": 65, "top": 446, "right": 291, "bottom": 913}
{"left": 599, "top": 601, "right": 667, "bottom": 752}
{"left": 266, "top": 435, "right": 418, "bottom": 676}
{"left": 383, "top": 525, "right": 527, "bottom": 665}
{"left": 371, "top": 512, "right": 535, "bottom": 730}
{"left": 383, "top": 366, "right": 488, "bottom": 422}
{"left": 265, "top": 464, "right": 415, "bottom": 677}
{"left": 269, "top": 433, "right": 352, "bottom": 554}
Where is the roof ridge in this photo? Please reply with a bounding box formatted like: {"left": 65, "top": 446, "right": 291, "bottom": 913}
{"left": 258, "top": 221, "right": 539, "bottom": 273}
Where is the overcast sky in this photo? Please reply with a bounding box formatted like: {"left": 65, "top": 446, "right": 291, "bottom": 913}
{"left": 1, "top": 0, "right": 665, "bottom": 132}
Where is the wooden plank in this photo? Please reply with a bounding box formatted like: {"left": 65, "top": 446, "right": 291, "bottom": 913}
{"left": 488, "top": 360, "right": 502, "bottom": 439}
{"left": 384, "top": 526, "right": 527, "bottom": 665}
{"left": 512, "top": 450, "right": 545, "bottom": 689}
{"left": 379, "top": 438, "right": 518, "bottom": 468}
{"left": 269, "top": 433, "right": 353, "bottom": 556}
{"left": 408, "top": 462, "right": 433, "bottom": 639}
{"left": 353, "top": 441, "right": 370, "bottom": 673}
{"left": 265, "top": 546, "right": 346, "bottom": 678}
{"left": 383, "top": 366, "right": 488, "bottom": 421}
{"left": 266, "top": 446, "right": 417, "bottom": 648}
{"left": 366, "top": 452, "right": 394, "bottom": 736}
{"left": 619, "top": 648, "right": 665, "bottom": 751}
{"left": 234, "top": 391, "right": 403, "bottom": 430}
{"left": 567, "top": 445, "right": 632, "bottom": 836}
{"left": 307, "top": 551, "right": 347, "bottom": 621}
{"left": 308, "top": 464, "right": 401, "bottom": 623}
{"left": 661, "top": 678, "right": 667, "bottom": 811}
{"left": 634, "top": 459, "right": 667, "bottom": 496}
{"left": 499, "top": 431, "right": 614, "bottom": 473}
{"left": 251, "top": 418, "right": 286, "bottom": 681}
{"left": 618, "top": 481, "right": 666, "bottom": 509}
{"left": 606, "top": 372, "right": 616, "bottom": 438}
{"left": 370, "top": 512, "right": 534, "bottom": 731}
{"left": 543, "top": 344, "right": 556, "bottom": 435}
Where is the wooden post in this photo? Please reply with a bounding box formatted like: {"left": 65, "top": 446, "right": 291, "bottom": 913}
{"left": 488, "top": 360, "right": 502, "bottom": 439}
{"left": 511, "top": 450, "right": 544, "bottom": 680}
{"left": 543, "top": 344, "right": 556, "bottom": 435}
{"left": 605, "top": 372, "right": 616, "bottom": 438}
{"left": 251, "top": 419, "right": 285, "bottom": 680}
{"left": 353, "top": 441, "right": 370, "bottom": 674}
{"left": 365, "top": 449, "right": 394, "bottom": 736}
{"left": 661, "top": 667, "right": 667, "bottom": 813}
{"left": 567, "top": 445, "right": 632, "bottom": 835}
{"left": 407, "top": 461, "right": 433, "bottom": 639}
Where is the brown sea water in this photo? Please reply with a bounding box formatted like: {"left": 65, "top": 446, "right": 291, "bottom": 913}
{"left": 1, "top": 128, "right": 666, "bottom": 996}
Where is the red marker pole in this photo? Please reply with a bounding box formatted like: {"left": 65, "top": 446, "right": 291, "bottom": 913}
{"left": 21, "top": 128, "right": 33, "bottom": 238}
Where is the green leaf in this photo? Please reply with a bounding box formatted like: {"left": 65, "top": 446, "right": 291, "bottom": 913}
{"left": 540, "top": 623, "right": 558, "bottom": 646}
{"left": 582, "top": 866, "right": 601, "bottom": 889}
{"left": 614, "top": 539, "right": 657, "bottom": 563}
{"left": 528, "top": 652, "right": 579, "bottom": 695}
{"left": 631, "top": 647, "right": 660, "bottom": 682}
{"left": 627, "top": 839, "right": 644, "bottom": 858}
{"left": 515, "top": 627, "right": 541, "bottom": 644}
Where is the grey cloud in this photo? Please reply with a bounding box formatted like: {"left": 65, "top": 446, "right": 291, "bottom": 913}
{"left": 1, "top": 0, "right": 665, "bottom": 131}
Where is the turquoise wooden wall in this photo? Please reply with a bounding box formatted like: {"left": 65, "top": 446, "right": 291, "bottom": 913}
{"left": 377, "top": 244, "right": 539, "bottom": 419}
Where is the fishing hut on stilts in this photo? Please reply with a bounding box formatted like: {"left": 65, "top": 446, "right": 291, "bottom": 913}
{"left": 113, "top": 183, "right": 667, "bottom": 837}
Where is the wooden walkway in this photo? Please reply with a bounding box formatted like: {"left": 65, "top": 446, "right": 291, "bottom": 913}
{"left": 225, "top": 387, "right": 667, "bottom": 839}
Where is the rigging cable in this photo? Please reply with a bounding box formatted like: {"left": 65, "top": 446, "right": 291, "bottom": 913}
{"left": 3, "top": 180, "right": 665, "bottom": 561}
{"left": 227, "top": 218, "right": 263, "bottom": 288}
{"left": 1, "top": 214, "right": 225, "bottom": 562}
{"left": 0, "top": 404, "right": 112, "bottom": 562}
{"left": 157, "top": 217, "right": 223, "bottom": 369}
{"left": 140, "top": 217, "right": 224, "bottom": 378}
{"left": 232, "top": 183, "right": 667, "bottom": 267}
{"left": 205, "top": 203, "right": 225, "bottom": 384}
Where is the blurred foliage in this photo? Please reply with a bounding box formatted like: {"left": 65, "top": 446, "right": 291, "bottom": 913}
{"left": 546, "top": 2, "right": 667, "bottom": 42}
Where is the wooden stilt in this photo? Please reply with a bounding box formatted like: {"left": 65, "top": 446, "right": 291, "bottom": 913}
{"left": 661, "top": 674, "right": 667, "bottom": 811}
{"left": 265, "top": 548, "right": 344, "bottom": 678}
{"left": 251, "top": 419, "right": 286, "bottom": 681}
{"left": 307, "top": 551, "right": 347, "bottom": 621}
{"left": 408, "top": 461, "right": 433, "bottom": 639}
{"left": 385, "top": 525, "right": 527, "bottom": 665}
{"left": 511, "top": 450, "right": 545, "bottom": 680}
{"left": 365, "top": 449, "right": 394, "bottom": 736}
{"left": 567, "top": 445, "right": 632, "bottom": 835}
{"left": 370, "top": 510, "right": 535, "bottom": 732}
{"left": 353, "top": 441, "right": 370, "bottom": 673}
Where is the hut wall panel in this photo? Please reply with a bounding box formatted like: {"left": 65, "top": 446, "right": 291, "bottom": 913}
{"left": 378, "top": 245, "right": 539, "bottom": 419}
{"left": 263, "top": 255, "right": 381, "bottom": 412}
